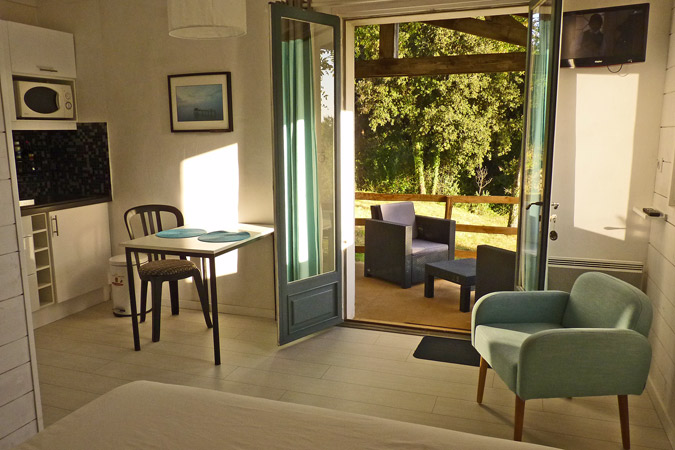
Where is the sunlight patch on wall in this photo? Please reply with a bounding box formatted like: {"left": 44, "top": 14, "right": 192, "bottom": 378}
{"left": 574, "top": 73, "right": 638, "bottom": 241}
{"left": 181, "top": 144, "right": 239, "bottom": 276}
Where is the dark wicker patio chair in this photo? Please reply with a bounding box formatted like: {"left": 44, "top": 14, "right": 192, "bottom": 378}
{"left": 475, "top": 244, "right": 516, "bottom": 301}
{"left": 364, "top": 202, "right": 455, "bottom": 288}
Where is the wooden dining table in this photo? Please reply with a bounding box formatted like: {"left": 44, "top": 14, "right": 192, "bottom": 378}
{"left": 120, "top": 223, "right": 274, "bottom": 365}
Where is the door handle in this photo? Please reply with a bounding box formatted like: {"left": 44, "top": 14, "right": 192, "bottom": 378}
{"left": 526, "top": 201, "right": 544, "bottom": 210}
{"left": 549, "top": 214, "right": 558, "bottom": 241}
{"left": 51, "top": 215, "right": 59, "bottom": 237}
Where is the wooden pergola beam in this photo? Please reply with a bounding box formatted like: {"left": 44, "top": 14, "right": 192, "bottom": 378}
{"left": 424, "top": 16, "right": 527, "bottom": 47}
{"left": 486, "top": 14, "right": 525, "bottom": 30}
{"left": 355, "top": 52, "right": 525, "bottom": 78}
{"left": 379, "top": 24, "right": 399, "bottom": 59}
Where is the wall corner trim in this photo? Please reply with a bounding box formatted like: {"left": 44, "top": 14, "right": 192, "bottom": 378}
{"left": 647, "top": 378, "right": 675, "bottom": 450}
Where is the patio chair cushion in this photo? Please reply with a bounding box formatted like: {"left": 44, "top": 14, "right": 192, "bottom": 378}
{"left": 412, "top": 239, "right": 448, "bottom": 255}
{"left": 372, "top": 202, "right": 418, "bottom": 238}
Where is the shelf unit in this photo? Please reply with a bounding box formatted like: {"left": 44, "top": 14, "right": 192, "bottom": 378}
{"left": 28, "top": 213, "right": 54, "bottom": 309}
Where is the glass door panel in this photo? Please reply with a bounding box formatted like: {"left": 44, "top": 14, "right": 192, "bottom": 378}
{"left": 515, "top": 0, "right": 562, "bottom": 291}
{"left": 272, "top": 4, "right": 342, "bottom": 345}
{"left": 281, "top": 17, "right": 337, "bottom": 282}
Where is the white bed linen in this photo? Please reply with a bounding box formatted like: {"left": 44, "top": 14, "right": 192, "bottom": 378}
{"left": 17, "top": 381, "right": 556, "bottom": 449}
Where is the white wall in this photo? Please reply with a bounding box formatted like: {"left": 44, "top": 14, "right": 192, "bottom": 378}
{"left": 0, "top": 0, "right": 36, "bottom": 25}
{"left": 549, "top": 0, "right": 670, "bottom": 264}
{"left": 645, "top": 1, "right": 675, "bottom": 444}
{"left": 33, "top": 0, "right": 277, "bottom": 317}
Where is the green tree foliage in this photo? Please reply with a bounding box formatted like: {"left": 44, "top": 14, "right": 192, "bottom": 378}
{"left": 355, "top": 21, "right": 524, "bottom": 203}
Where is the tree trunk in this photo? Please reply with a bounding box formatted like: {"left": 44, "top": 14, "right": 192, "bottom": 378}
{"left": 413, "top": 141, "right": 427, "bottom": 194}
{"left": 430, "top": 151, "right": 441, "bottom": 195}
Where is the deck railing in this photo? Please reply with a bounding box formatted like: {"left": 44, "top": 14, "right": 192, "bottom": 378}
{"left": 355, "top": 192, "right": 520, "bottom": 258}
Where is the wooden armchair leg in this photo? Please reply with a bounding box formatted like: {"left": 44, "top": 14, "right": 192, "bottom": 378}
{"left": 618, "top": 395, "right": 630, "bottom": 449}
{"left": 514, "top": 396, "right": 525, "bottom": 441}
{"left": 477, "top": 357, "right": 488, "bottom": 404}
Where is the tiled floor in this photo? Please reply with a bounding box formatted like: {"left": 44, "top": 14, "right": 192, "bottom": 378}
{"left": 34, "top": 302, "right": 672, "bottom": 450}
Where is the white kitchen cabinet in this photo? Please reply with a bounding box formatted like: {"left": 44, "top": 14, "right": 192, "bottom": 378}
{"left": 22, "top": 213, "right": 54, "bottom": 310}
{"left": 48, "top": 203, "right": 111, "bottom": 302}
{"left": 6, "top": 22, "right": 76, "bottom": 79}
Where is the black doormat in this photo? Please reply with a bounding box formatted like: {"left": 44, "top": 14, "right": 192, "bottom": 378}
{"left": 412, "top": 336, "right": 480, "bottom": 366}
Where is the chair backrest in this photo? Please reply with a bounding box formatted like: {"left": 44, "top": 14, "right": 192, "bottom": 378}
{"left": 371, "top": 202, "right": 418, "bottom": 238}
{"left": 475, "top": 245, "right": 516, "bottom": 301}
{"left": 562, "top": 272, "right": 652, "bottom": 337}
{"left": 124, "top": 204, "right": 184, "bottom": 264}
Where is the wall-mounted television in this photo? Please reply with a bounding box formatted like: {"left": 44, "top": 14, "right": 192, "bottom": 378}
{"left": 560, "top": 3, "right": 649, "bottom": 68}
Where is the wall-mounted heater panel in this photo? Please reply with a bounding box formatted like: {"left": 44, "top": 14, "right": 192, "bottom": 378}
{"left": 547, "top": 257, "right": 645, "bottom": 292}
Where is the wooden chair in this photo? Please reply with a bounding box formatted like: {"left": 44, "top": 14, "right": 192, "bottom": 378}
{"left": 124, "top": 204, "right": 212, "bottom": 342}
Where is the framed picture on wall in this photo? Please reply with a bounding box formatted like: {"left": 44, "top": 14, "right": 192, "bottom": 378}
{"left": 168, "top": 72, "right": 233, "bottom": 132}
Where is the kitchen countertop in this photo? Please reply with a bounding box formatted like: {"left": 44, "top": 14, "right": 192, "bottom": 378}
{"left": 20, "top": 195, "right": 111, "bottom": 216}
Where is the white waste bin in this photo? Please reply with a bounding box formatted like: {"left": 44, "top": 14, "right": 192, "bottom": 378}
{"left": 109, "top": 254, "right": 149, "bottom": 317}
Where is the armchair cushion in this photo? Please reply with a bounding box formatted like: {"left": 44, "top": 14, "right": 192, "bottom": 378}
{"left": 471, "top": 290, "right": 569, "bottom": 342}
{"left": 474, "top": 322, "right": 563, "bottom": 392}
{"left": 563, "top": 272, "right": 652, "bottom": 336}
{"left": 371, "top": 202, "right": 418, "bottom": 238}
{"left": 411, "top": 239, "right": 448, "bottom": 255}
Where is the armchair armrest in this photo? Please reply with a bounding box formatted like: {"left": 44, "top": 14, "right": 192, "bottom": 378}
{"left": 472, "top": 290, "right": 569, "bottom": 331}
{"left": 364, "top": 219, "right": 412, "bottom": 254}
{"left": 364, "top": 219, "right": 413, "bottom": 286}
{"left": 415, "top": 215, "right": 456, "bottom": 248}
{"left": 518, "top": 328, "right": 652, "bottom": 399}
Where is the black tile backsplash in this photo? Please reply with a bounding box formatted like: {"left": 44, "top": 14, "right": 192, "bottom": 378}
{"left": 14, "top": 123, "right": 112, "bottom": 205}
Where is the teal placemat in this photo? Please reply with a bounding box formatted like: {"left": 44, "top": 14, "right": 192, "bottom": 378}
{"left": 156, "top": 228, "right": 207, "bottom": 238}
{"left": 198, "top": 231, "right": 251, "bottom": 243}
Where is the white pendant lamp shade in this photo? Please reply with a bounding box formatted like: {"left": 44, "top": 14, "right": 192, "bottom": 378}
{"left": 168, "top": 0, "right": 246, "bottom": 39}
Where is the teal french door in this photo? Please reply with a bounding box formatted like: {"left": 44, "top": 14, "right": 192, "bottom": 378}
{"left": 271, "top": 4, "right": 342, "bottom": 345}
{"left": 515, "top": 0, "right": 563, "bottom": 291}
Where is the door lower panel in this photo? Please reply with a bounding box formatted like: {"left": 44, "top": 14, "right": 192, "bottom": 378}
{"left": 289, "top": 282, "right": 339, "bottom": 334}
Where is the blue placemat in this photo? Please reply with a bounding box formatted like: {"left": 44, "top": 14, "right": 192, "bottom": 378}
{"left": 156, "top": 228, "right": 207, "bottom": 238}
{"left": 198, "top": 231, "right": 251, "bottom": 243}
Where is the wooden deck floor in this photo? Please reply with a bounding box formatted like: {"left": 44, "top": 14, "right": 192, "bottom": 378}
{"left": 354, "top": 261, "right": 473, "bottom": 332}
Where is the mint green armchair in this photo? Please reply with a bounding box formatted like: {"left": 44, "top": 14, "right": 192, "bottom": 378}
{"left": 471, "top": 272, "right": 652, "bottom": 449}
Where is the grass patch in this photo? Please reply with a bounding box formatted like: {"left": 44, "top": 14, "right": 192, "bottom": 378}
{"left": 355, "top": 200, "right": 517, "bottom": 255}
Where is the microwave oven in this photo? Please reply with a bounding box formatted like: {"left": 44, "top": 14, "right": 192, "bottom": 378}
{"left": 14, "top": 80, "right": 75, "bottom": 119}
